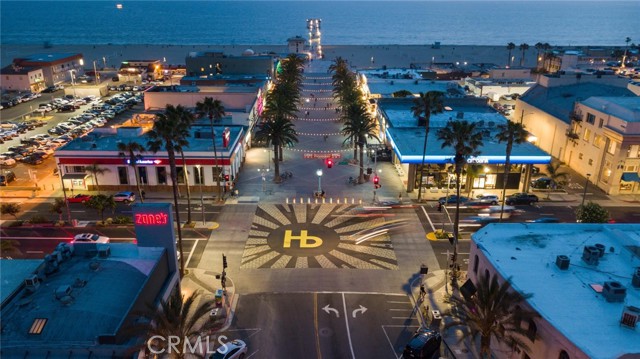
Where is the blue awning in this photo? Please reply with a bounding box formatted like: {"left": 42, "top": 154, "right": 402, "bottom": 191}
{"left": 621, "top": 172, "right": 640, "bottom": 182}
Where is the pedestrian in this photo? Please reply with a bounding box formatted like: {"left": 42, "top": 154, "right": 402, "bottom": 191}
{"left": 420, "top": 284, "right": 426, "bottom": 299}
{"left": 324, "top": 135, "right": 328, "bottom": 142}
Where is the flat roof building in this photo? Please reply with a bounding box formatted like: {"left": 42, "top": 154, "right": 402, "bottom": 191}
{"left": 11, "top": 52, "right": 84, "bottom": 87}
{"left": 185, "top": 51, "right": 274, "bottom": 78}
{"left": 470, "top": 224, "right": 640, "bottom": 359}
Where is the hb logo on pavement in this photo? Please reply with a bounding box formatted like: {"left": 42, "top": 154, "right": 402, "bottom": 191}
{"left": 283, "top": 230, "right": 323, "bottom": 248}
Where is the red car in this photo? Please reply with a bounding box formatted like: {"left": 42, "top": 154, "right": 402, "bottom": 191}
{"left": 67, "top": 194, "right": 92, "bottom": 203}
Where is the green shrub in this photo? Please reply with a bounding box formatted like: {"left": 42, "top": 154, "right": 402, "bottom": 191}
{"left": 28, "top": 215, "right": 50, "bottom": 224}
{"left": 112, "top": 216, "right": 132, "bottom": 225}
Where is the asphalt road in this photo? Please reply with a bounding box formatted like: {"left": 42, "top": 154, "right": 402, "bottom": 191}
{"left": 219, "top": 292, "right": 420, "bottom": 359}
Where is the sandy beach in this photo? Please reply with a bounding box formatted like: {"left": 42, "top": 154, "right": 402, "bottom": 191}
{"left": 1, "top": 43, "right": 548, "bottom": 70}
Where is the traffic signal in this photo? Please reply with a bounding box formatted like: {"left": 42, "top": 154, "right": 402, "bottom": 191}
{"left": 222, "top": 254, "right": 228, "bottom": 269}
{"left": 373, "top": 176, "right": 381, "bottom": 189}
{"left": 326, "top": 158, "right": 333, "bottom": 168}
{"left": 224, "top": 174, "right": 230, "bottom": 181}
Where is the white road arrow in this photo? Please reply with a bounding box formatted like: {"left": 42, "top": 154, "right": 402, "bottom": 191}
{"left": 323, "top": 304, "right": 340, "bottom": 318}
{"left": 352, "top": 305, "right": 368, "bottom": 318}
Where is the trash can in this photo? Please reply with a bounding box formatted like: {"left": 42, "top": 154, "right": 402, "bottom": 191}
{"left": 215, "top": 289, "right": 224, "bottom": 307}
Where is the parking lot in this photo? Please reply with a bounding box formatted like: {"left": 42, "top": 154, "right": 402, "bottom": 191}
{"left": 1, "top": 84, "right": 149, "bottom": 187}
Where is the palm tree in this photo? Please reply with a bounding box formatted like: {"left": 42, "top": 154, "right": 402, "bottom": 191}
{"left": 506, "top": 42, "right": 516, "bottom": 67}
{"left": 519, "top": 43, "right": 530, "bottom": 67}
{"left": 196, "top": 97, "right": 226, "bottom": 202}
{"left": 84, "top": 163, "right": 111, "bottom": 193}
{"left": 545, "top": 160, "right": 569, "bottom": 197}
{"left": 165, "top": 104, "right": 196, "bottom": 222}
{"left": 148, "top": 105, "right": 189, "bottom": 276}
{"left": 496, "top": 121, "right": 528, "bottom": 221}
{"left": 128, "top": 290, "right": 222, "bottom": 358}
{"left": 50, "top": 198, "right": 66, "bottom": 222}
{"left": 623, "top": 37, "right": 632, "bottom": 67}
{"left": 255, "top": 116, "right": 298, "bottom": 182}
{"left": 534, "top": 42, "right": 544, "bottom": 69}
{"left": 445, "top": 273, "right": 537, "bottom": 358}
{"left": 278, "top": 53, "right": 306, "bottom": 94}
{"left": 117, "top": 141, "right": 146, "bottom": 203}
{"left": 412, "top": 91, "right": 444, "bottom": 201}
{"left": 437, "top": 120, "right": 483, "bottom": 280}
{"left": 84, "top": 194, "right": 116, "bottom": 223}
{"left": 341, "top": 102, "right": 379, "bottom": 183}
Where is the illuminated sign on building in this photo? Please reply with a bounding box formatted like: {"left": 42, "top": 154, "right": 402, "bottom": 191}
{"left": 135, "top": 213, "right": 169, "bottom": 225}
{"left": 125, "top": 159, "right": 163, "bottom": 165}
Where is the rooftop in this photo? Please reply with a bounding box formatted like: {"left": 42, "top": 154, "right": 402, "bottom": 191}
{"left": 14, "top": 53, "right": 82, "bottom": 64}
{"left": 0, "top": 260, "right": 42, "bottom": 305}
{"left": 581, "top": 97, "right": 640, "bottom": 123}
{"left": 0, "top": 65, "right": 39, "bottom": 75}
{"left": 0, "top": 244, "right": 164, "bottom": 345}
{"left": 520, "top": 82, "right": 636, "bottom": 124}
{"left": 57, "top": 124, "right": 244, "bottom": 154}
{"left": 473, "top": 224, "right": 640, "bottom": 359}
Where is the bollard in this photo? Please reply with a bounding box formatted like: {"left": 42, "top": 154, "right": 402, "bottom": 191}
{"left": 337, "top": 199, "right": 340, "bottom": 204}
{"left": 300, "top": 197, "right": 303, "bottom": 204}
{"left": 293, "top": 198, "right": 296, "bottom": 204}
{"left": 351, "top": 198, "right": 355, "bottom": 204}
{"left": 286, "top": 198, "right": 289, "bottom": 204}
{"left": 308, "top": 197, "right": 311, "bottom": 204}
{"left": 330, "top": 198, "right": 333, "bottom": 204}
{"left": 344, "top": 197, "right": 347, "bottom": 204}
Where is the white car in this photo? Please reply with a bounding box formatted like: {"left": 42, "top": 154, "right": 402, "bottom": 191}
{"left": 113, "top": 191, "right": 135, "bottom": 203}
{"left": 72, "top": 233, "right": 110, "bottom": 244}
{"left": 210, "top": 340, "right": 247, "bottom": 359}
{"left": 0, "top": 156, "right": 17, "bottom": 167}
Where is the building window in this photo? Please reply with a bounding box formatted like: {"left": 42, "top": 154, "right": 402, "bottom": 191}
{"left": 583, "top": 128, "right": 591, "bottom": 142}
{"left": 559, "top": 350, "right": 570, "bottom": 359}
{"left": 117, "top": 167, "right": 128, "bottom": 185}
{"left": 484, "top": 269, "right": 490, "bottom": 280}
{"left": 586, "top": 113, "right": 595, "bottom": 125}
{"left": 602, "top": 161, "right": 611, "bottom": 184}
{"left": 157, "top": 167, "right": 167, "bottom": 185}
{"left": 629, "top": 145, "right": 640, "bottom": 158}
{"left": 138, "top": 167, "right": 148, "bottom": 185}
{"left": 588, "top": 159, "right": 593, "bottom": 166}
{"left": 176, "top": 166, "right": 185, "bottom": 184}
{"left": 608, "top": 141, "right": 617, "bottom": 155}
{"left": 194, "top": 166, "right": 204, "bottom": 184}
{"left": 593, "top": 134, "right": 605, "bottom": 148}
{"left": 598, "top": 118, "right": 604, "bottom": 128}
{"left": 526, "top": 319, "right": 537, "bottom": 342}
{"left": 473, "top": 255, "right": 479, "bottom": 274}
{"left": 71, "top": 166, "right": 85, "bottom": 173}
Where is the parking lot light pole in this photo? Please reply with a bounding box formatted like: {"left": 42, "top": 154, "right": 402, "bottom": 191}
{"left": 581, "top": 173, "right": 592, "bottom": 208}
{"left": 316, "top": 169, "right": 323, "bottom": 194}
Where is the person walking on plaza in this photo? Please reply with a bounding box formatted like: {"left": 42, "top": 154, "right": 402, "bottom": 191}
{"left": 420, "top": 284, "right": 426, "bottom": 300}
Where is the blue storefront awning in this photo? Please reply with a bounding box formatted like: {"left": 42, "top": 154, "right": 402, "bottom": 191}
{"left": 621, "top": 172, "right": 640, "bottom": 182}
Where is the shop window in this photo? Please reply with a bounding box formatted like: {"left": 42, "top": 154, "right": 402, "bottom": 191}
{"left": 176, "top": 166, "right": 185, "bottom": 184}
{"left": 629, "top": 145, "right": 640, "bottom": 158}
{"left": 194, "top": 166, "right": 204, "bottom": 184}
{"left": 157, "top": 167, "right": 167, "bottom": 185}
{"left": 117, "top": 166, "right": 129, "bottom": 185}
{"left": 602, "top": 161, "right": 611, "bottom": 184}
{"left": 212, "top": 166, "right": 223, "bottom": 183}
{"left": 626, "top": 165, "right": 638, "bottom": 172}
{"left": 586, "top": 113, "right": 595, "bottom": 125}
{"left": 138, "top": 167, "right": 148, "bottom": 185}
{"left": 71, "top": 166, "right": 85, "bottom": 173}
{"left": 593, "top": 135, "right": 604, "bottom": 148}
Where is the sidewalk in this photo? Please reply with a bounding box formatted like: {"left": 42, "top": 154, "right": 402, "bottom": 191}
{"left": 181, "top": 268, "right": 238, "bottom": 333}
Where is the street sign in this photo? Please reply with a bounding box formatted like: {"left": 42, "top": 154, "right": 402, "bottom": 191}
{"left": 303, "top": 153, "right": 342, "bottom": 159}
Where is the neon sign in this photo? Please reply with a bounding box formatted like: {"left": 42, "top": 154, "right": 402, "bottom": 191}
{"left": 135, "top": 213, "right": 168, "bottom": 225}
{"left": 125, "top": 159, "right": 162, "bottom": 165}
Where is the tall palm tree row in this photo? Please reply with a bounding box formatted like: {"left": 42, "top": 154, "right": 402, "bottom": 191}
{"left": 437, "top": 120, "right": 484, "bottom": 280}
{"left": 147, "top": 104, "right": 193, "bottom": 277}
{"left": 262, "top": 83, "right": 300, "bottom": 164}
{"left": 117, "top": 141, "right": 146, "bottom": 204}
{"left": 445, "top": 273, "right": 538, "bottom": 358}
{"left": 195, "top": 97, "right": 226, "bottom": 202}
{"left": 496, "top": 121, "right": 528, "bottom": 221}
{"left": 411, "top": 91, "right": 444, "bottom": 202}
{"left": 255, "top": 116, "right": 299, "bottom": 182}
{"left": 84, "top": 163, "right": 110, "bottom": 193}
{"left": 340, "top": 101, "right": 379, "bottom": 183}
{"left": 519, "top": 43, "right": 530, "bottom": 67}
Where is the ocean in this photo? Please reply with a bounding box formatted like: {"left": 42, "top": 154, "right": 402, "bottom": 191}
{"left": 1, "top": 1, "right": 639, "bottom": 46}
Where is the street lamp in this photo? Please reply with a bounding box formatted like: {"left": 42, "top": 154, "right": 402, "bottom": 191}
{"left": 196, "top": 165, "right": 205, "bottom": 225}
{"left": 57, "top": 163, "right": 72, "bottom": 224}
{"left": 581, "top": 173, "right": 592, "bottom": 208}
{"left": 68, "top": 70, "right": 77, "bottom": 99}
{"left": 316, "top": 169, "right": 323, "bottom": 194}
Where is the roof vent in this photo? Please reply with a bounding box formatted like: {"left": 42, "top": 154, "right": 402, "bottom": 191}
{"left": 582, "top": 245, "right": 600, "bottom": 266}
{"left": 632, "top": 267, "right": 640, "bottom": 288}
{"left": 456, "top": 111, "right": 464, "bottom": 119}
{"left": 89, "top": 261, "right": 101, "bottom": 271}
{"left": 24, "top": 274, "right": 40, "bottom": 292}
{"left": 594, "top": 243, "right": 605, "bottom": 258}
{"left": 555, "top": 255, "right": 570, "bottom": 270}
{"left": 602, "top": 281, "right": 626, "bottom": 303}
{"left": 73, "top": 278, "right": 87, "bottom": 288}
{"left": 621, "top": 306, "right": 640, "bottom": 328}
{"left": 98, "top": 246, "right": 111, "bottom": 258}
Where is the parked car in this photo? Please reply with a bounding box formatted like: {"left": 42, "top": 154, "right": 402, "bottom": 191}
{"left": 438, "top": 195, "right": 470, "bottom": 205}
{"left": 113, "top": 191, "right": 135, "bottom": 203}
{"left": 67, "top": 194, "right": 93, "bottom": 203}
{"left": 0, "top": 170, "right": 17, "bottom": 185}
{"left": 57, "top": 104, "right": 76, "bottom": 112}
{"left": 527, "top": 217, "right": 560, "bottom": 223}
{"left": 467, "top": 194, "right": 499, "bottom": 206}
{"left": 72, "top": 233, "right": 110, "bottom": 244}
{"left": 530, "top": 177, "right": 553, "bottom": 189}
{"left": 402, "top": 327, "right": 442, "bottom": 359}
{"left": 505, "top": 192, "right": 539, "bottom": 205}
{"left": 210, "top": 339, "right": 248, "bottom": 359}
